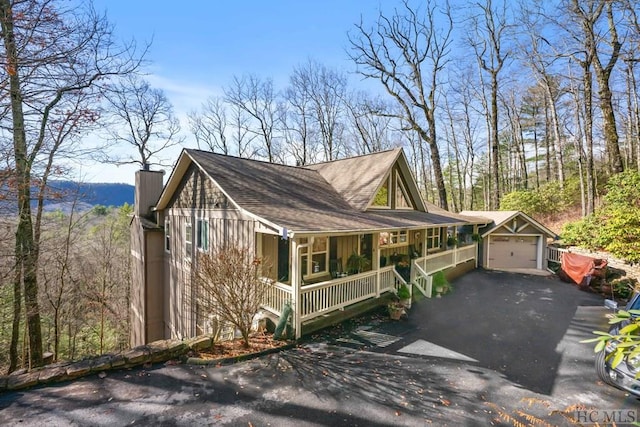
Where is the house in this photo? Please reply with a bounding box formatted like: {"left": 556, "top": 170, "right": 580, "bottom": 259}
{"left": 130, "top": 148, "right": 543, "bottom": 347}
{"left": 459, "top": 210, "right": 556, "bottom": 271}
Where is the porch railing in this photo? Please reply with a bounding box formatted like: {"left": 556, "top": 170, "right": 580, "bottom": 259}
{"left": 299, "top": 265, "right": 397, "bottom": 322}
{"left": 259, "top": 245, "right": 478, "bottom": 331}
{"left": 455, "top": 244, "right": 477, "bottom": 264}
{"left": 547, "top": 246, "right": 567, "bottom": 264}
{"left": 260, "top": 265, "right": 398, "bottom": 322}
{"left": 260, "top": 279, "right": 292, "bottom": 317}
{"left": 412, "top": 244, "right": 477, "bottom": 298}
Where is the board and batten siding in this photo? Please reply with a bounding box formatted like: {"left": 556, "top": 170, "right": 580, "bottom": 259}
{"left": 162, "top": 165, "right": 259, "bottom": 340}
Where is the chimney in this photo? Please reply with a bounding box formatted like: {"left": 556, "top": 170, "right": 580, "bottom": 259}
{"left": 134, "top": 168, "right": 164, "bottom": 218}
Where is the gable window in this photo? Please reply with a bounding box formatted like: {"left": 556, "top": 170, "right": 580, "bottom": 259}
{"left": 372, "top": 175, "right": 391, "bottom": 208}
{"left": 185, "top": 222, "right": 193, "bottom": 258}
{"left": 164, "top": 218, "right": 171, "bottom": 253}
{"left": 426, "top": 227, "right": 441, "bottom": 251}
{"left": 395, "top": 172, "right": 413, "bottom": 209}
{"left": 197, "top": 219, "right": 209, "bottom": 251}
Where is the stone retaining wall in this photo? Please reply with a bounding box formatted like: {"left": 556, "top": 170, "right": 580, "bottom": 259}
{"left": 0, "top": 335, "right": 216, "bottom": 393}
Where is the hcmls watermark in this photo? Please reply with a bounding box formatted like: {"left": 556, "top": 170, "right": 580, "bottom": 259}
{"left": 573, "top": 409, "right": 638, "bottom": 425}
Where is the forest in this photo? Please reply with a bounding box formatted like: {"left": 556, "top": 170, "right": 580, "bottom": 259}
{"left": 1, "top": 0, "right": 640, "bottom": 372}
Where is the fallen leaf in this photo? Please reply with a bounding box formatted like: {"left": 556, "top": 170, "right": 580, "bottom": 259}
{"left": 439, "top": 398, "right": 451, "bottom": 406}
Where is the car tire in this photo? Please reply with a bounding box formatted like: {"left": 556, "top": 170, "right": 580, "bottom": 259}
{"left": 595, "top": 350, "right": 617, "bottom": 387}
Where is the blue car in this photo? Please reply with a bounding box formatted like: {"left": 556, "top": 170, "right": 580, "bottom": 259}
{"left": 595, "top": 293, "right": 640, "bottom": 397}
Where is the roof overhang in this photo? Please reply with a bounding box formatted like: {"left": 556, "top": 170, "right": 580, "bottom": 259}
{"left": 476, "top": 211, "right": 556, "bottom": 238}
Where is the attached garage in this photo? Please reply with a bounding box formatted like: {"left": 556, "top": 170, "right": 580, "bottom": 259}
{"left": 460, "top": 210, "right": 556, "bottom": 272}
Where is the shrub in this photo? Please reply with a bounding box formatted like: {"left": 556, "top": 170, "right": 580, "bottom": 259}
{"left": 193, "top": 247, "right": 272, "bottom": 348}
{"left": 397, "top": 283, "right": 411, "bottom": 300}
{"left": 561, "top": 171, "right": 640, "bottom": 264}
{"left": 500, "top": 180, "right": 581, "bottom": 218}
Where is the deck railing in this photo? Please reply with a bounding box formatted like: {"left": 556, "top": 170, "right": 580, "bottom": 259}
{"left": 259, "top": 245, "right": 478, "bottom": 331}
{"left": 455, "top": 244, "right": 477, "bottom": 265}
{"left": 547, "top": 246, "right": 567, "bottom": 264}
{"left": 260, "top": 265, "right": 398, "bottom": 321}
{"left": 260, "top": 279, "right": 292, "bottom": 317}
{"left": 299, "top": 265, "right": 397, "bottom": 322}
{"left": 412, "top": 244, "right": 477, "bottom": 298}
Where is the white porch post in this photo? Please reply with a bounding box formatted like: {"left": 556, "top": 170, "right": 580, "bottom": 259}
{"left": 454, "top": 225, "right": 459, "bottom": 264}
{"left": 374, "top": 232, "right": 381, "bottom": 296}
{"left": 291, "top": 239, "right": 302, "bottom": 339}
{"left": 473, "top": 225, "right": 479, "bottom": 268}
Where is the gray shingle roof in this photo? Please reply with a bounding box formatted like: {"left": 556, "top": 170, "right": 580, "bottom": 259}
{"left": 178, "top": 149, "right": 479, "bottom": 233}
{"left": 306, "top": 149, "right": 401, "bottom": 210}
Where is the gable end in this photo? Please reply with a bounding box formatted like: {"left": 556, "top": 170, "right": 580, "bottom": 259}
{"left": 168, "top": 164, "right": 231, "bottom": 210}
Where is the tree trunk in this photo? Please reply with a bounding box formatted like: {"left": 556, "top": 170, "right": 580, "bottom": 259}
{"left": 592, "top": 1, "right": 623, "bottom": 174}
{"left": 544, "top": 76, "right": 565, "bottom": 188}
{"left": 584, "top": 66, "right": 596, "bottom": 215}
{"left": 597, "top": 78, "right": 624, "bottom": 173}
{"left": 9, "top": 260, "right": 22, "bottom": 373}
{"left": 490, "top": 73, "right": 500, "bottom": 209}
{"left": 0, "top": 0, "right": 44, "bottom": 369}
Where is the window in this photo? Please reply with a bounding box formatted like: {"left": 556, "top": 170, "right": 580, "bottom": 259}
{"left": 426, "top": 227, "right": 441, "bottom": 251}
{"left": 379, "top": 230, "right": 407, "bottom": 247}
{"left": 299, "top": 237, "right": 328, "bottom": 278}
{"left": 395, "top": 172, "right": 413, "bottom": 209}
{"left": 197, "top": 219, "right": 209, "bottom": 251}
{"left": 372, "top": 175, "right": 391, "bottom": 207}
{"left": 185, "top": 222, "right": 193, "bottom": 258}
{"left": 164, "top": 218, "right": 171, "bottom": 252}
{"left": 311, "top": 237, "right": 328, "bottom": 274}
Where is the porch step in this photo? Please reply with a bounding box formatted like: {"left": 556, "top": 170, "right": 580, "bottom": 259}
{"left": 300, "top": 293, "right": 395, "bottom": 337}
{"left": 335, "top": 327, "right": 401, "bottom": 349}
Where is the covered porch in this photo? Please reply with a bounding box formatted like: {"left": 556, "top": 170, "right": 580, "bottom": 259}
{"left": 258, "top": 224, "right": 479, "bottom": 338}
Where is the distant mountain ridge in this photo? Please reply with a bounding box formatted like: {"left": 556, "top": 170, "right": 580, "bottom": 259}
{"left": 0, "top": 181, "right": 135, "bottom": 215}
{"left": 46, "top": 181, "right": 135, "bottom": 208}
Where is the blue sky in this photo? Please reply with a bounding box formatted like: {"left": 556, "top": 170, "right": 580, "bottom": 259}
{"left": 84, "top": 1, "right": 394, "bottom": 184}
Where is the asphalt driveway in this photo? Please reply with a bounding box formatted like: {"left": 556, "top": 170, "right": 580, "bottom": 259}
{"left": 325, "top": 269, "right": 606, "bottom": 394}
{"left": 1, "top": 270, "right": 638, "bottom": 426}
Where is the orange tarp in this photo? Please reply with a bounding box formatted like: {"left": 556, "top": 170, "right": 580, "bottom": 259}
{"left": 560, "top": 252, "right": 607, "bottom": 287}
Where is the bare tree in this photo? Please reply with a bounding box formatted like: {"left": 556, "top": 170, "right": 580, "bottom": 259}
{"left": 281, "top": 68, "right": 317, "bottom": 165}
{"left": 623, "top": 0, "right": 640, "bottom": 171}
{"left": 0, "top": 0, "right": 141, "bottom": 370}
{"left": 104, "top": 75, "right": 182, "bottom": 168}
{"left": 345, "top": 92, "right": 396, "bottom": 155}
{"left": 193, "top": 248, "right": 271, "bottom": 348}
{"left": 518, "top": 5, "right": 566, "bottom": 188}
{"left": 588, "top": 0, "right": 624, "bottom": 174}
{"left": 295, "top": 60, "right": 347, "bottom": 161}
{"left": 189, "top": 96, "right": 230, "bottom": 155}
{"left": 467, "top": 0, "right": 510, "bottom": 209}
{"left": 349, "top": 0, "right": 453, "bottom": 209}
{"left": 224, "top": 75, "right": 279, "bottom": 163}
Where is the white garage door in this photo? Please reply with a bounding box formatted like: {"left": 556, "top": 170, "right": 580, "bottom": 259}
{"left": 488, "top": 235, "right": 538, "bottom": 269}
